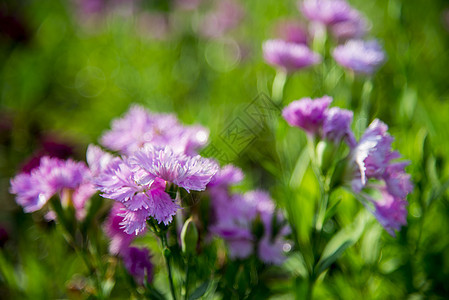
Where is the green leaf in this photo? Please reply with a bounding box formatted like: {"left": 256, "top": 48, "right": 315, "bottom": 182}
{"left": 289, "top": 147, "right": 310, "bottom": 189}
{"left": 284, "top": 252, "right": 309, "bottom": 278}
{"left": 144, "top": 286, "right": 166, "bottom": 300}
{"left": 315, "top": 211, "right": 368, "bottom": 276}
{"left": 323, "top": 198, "right": 342, "bottom": 224}
{"left": 188, "top": 280, "right": 210, "bottom": 300}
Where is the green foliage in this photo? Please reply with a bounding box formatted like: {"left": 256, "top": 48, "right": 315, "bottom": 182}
{"left": 1, "top": 0, "right": 449, "bottom": 299}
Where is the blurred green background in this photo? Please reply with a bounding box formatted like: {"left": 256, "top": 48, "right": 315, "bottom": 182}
{"left": 1, "top": 0, "right": 449, "bottom": 298}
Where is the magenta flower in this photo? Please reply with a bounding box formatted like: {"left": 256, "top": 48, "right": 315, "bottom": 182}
{"left": 329, "top": 10, "right": 368, "bottom": 42}
{"left": 101, "top": 105, "right": 209, "bottom": 156}
{"left": 96, "top": 157, "right": 181, "bottom": 234}
{"left": 86, "top": 145, "right": 116, "bottom": 177}
{"left": 95, "top": 146, "right": 217, "bottom": 234}
{"left": 362, "top": 187, "right": 408, "bottom": 237}
{"left": 122, "top": 247, "right": 153, "bottom": 285}
{"left": 345, "top": 119, "right": 413, "bottom": 236}
{"left": 210, "top": 190, "right": 290, "bottom": 264}
{"left": 299, "top": 0, "right": 355, "bottom": 26}
{"left": 104, "top": 202, "right": 137, "bottom": 255}
{"left": 263, "top": 39, "right": 321, "bottom": 73}
{"left": 10, "top": 157, "right": 90, "bottom": 213}
{"left": 282, "top": 96, "right": 332, "bottom": 135}
{"left": 208, "top": 164, "right": 244, "bottom": 188}
{"left": 274, "top": 20, "right": 309, "bottom": 45}
{"left": 351, "top": 119, "right": 396, "bottom": 190}
{"left": 322, "top": 107, "right": 356, "bottom": 146}
{"left": 332, "top": 39, "right": 385, "bottom": 75}
{"left": 129, "top": 146, "right": 219, "bottom": 192}
{"left": 383, "top": 162, "right": 413, "bottom": 199}
{"left": 199, "top": 0, "right": 245, "bottom": 38}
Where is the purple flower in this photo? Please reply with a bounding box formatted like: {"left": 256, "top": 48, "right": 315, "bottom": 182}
{"left": 208, "top": 164, "right": 244, "bottom": 188}
{"left": 101, "top": 105, "right": 209, "bottom": 156}
{"left": 383, "top": 162, "right": 413, "bottom": 199}
{"left": 364, "top": 187, "right": 408, "bottom": 237}
{"left": 345, "top": 119, "right": 413, "bottom": 236}
{"left": 332, "top": 39, "right": 385, "bottom": 75}
{"left": 274, "top": 20, "right": 309, "bottom": 45}
{"left": 282, "top": 96, "right": 332, "bottom": 135}
{"left": 129, "top": 146, "right": 218, "bottom": 192}
{"left": 199, "top": 0, "right": 245, "bottom": 38}
{"left": 263, "top": 39, "right": 321, "bottom": 73}
{"left": 10, "top": 157, "right": 90, "bottom": 213}
{"left": 210, "top": 190, "right": 290, "bottom": 264}
{"left": 122, "top": 247, "right": 153, "bottom": 285}
{"left": 104, "top": 202, "right": 136, "bottom": 255}
{"left": 96, "top": 157, "right": 181, "bottom": 234}
{"left": 72, "top": 183, "right": 97, "bottom": 220}
{"left": 86, "top": 145, "right": 116, "bottom": 177}
{"left": 322, "top": 107, "right": 356, "bottom": 146}
{"left": 351, "top": 119, "right": 396, "bottom": 189}
{"left": 10, "top": 173, "right": 48, "bottom": 213}
{"left": 299, "top": 0, "right": 355, "bottom": 25}
{"left": 329, "top": 10, "right": 368, "bottom": 42}
{"left": 20, "top": 137, "right": 73, "bottom": 174}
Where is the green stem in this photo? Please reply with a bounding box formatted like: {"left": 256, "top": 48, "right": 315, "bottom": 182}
{"left": 316, "top": 188, "right": 330, "bottom": 232}
{"left": 161, "top": 233, "right": 177, "bottom": 300}
{"left": 359, "top": 79, "right": 373, "bottom": 133}
{"left": 272, "top": 70, "right": 287, "bottom": 104}
{"left": 50, "top": 199, "right": 104, "bottom": 298}
{"left": 306, "top": 277, "right": 316, "bottom": 300}
{"left": 184, "top": 257, "right": 190, "bottom": 300}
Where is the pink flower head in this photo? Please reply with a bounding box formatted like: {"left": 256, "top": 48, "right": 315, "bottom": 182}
{"left": 365, "top": 187, "right": 408, "bottom": 237}
{"left": 96, "top": 157, "right": 181, "bottom": 234}
{"left": 322, "top": 107, "right": 356, "bottom": 146}
{"left": 352, "top": 119, "right": 396, "bottom": 189}
{"left": 129, "top": 146, "right": 219, "bottom": 192}
{"left": 101, "top": 105, "right": 209, "bottom": 156}
{"left": 210, "top": 190, "right": 290, "bottom": 264}
{"left": 333, "top": 39, "right": 385, "bottom": 75}
{"left": 300, "top": 0, "right": 355, "bottom": 26}
{"left": 199, "top": 0, "right": 245, "bottom": 38}
{"left": 86, "top": 145, "right": 116, "bottom": 177}
{"left": 383, "top": 162, "right": 413, "bottom": 199}
{"left": 208, "top": 164, "right": 244, "bottom": 188}
{"left": 329, "top": 10, "right": 369, "bottom": 42}
{"left": 345, "top": 119, "right": 413, "bottom": 236}
{"left": 263, "top": 39, "right": 321, "bottom": 73}
{"left": 274, "top": 20, "right": 309, "bottom": 45}
{"left": 104, "top": 202, "right": 136, "bottom": 255}
{"left": 122, "top": 247, "right": 153, "bottom": 285}
{"left": 282, "top": 96, "right": 332, "bottom": 135}
{"left": 10, "top": 157, "right": 90, "bottom": 213}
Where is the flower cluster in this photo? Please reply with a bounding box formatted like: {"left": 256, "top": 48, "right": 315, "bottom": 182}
{"left": 283, "top": 95, "right": 355, "bottom": 146}
{"left": 208, "top": 165, "right": 290, "bottom": 264}
{"left": 346, "top": 120, "right": 413, "bottom": 235}
{"left": 300, "top": 0, "right": 368, "bottom": 41}
{"left": 10, "top": 156, "right": 93, "bottom": 219}
{"left": 283, "top": 96, "right": 412, "bottom": 236}
{"left": 91, "top": 105, "right": 218, "bottom": 234}
{"left": 262, "top": 39, "right": 322, "bottom": 73}
{"left": 263, "top": 0, "right": 385, "bottom": 76}
{"left": 105, "top": 203, "right": 153, "bottom": 285}
{"left": 101, "top": 105, "right": 209, "bottom": 156}
{"left": 333, "top": 39, "right": 385, "bottom": 75}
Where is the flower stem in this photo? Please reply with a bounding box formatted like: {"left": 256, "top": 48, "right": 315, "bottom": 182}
{"left": 272, "top": 70, "right": 287, "bottom": 104}
{"left": 305, "top": 277, "right": 316, "bottom": 300}
{"left": 161, "top": 233, "right": 177, "bottom": 300}
{"left": 183, "top": 256, "right": 190, "bottom": 300}
{"left": 359, "top": 79, "right": 373, "bottom": 132}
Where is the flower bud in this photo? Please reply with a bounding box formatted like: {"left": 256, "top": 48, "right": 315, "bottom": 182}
{"left": 180, "top": 217, "right": 198, "bottom": 256}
